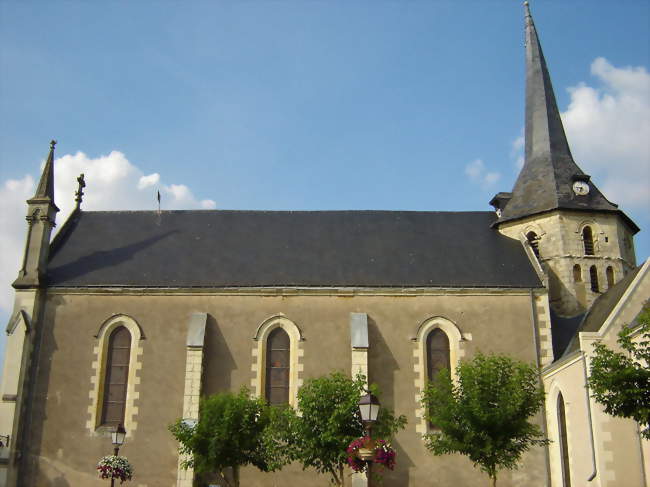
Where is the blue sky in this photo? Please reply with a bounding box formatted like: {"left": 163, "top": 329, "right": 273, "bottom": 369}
{"left": 0, "top": 1, "right": 648, "bottom": 371}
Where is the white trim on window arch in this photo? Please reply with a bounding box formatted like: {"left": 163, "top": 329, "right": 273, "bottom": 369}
{"left": 412, "top": 316, "right": 467, "bottom": 435}
{"left": 86, "top": 314, "right": 144, "bottom": 437}
{"left": 251, "top": 314, "right": 304, "bottom": 407}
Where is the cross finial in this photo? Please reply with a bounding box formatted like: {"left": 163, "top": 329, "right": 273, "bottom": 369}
{"left": 50, "top": 140, "right": 57, "bottom": 150}
{"left": 75, "top": 173, "right": 86, "bottom": 209}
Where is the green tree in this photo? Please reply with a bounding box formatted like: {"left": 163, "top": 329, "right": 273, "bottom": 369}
{"left": 588, "top": 307, "right": 650, "bottom": 438}
{"left": 422, "top": 353, "right": 548, "bottom": 487}
{"left": 282, "top": 372, "right": 406, "bottom": 486}
{"left": 169, "top": 388, "right": 286, "bottom": 487}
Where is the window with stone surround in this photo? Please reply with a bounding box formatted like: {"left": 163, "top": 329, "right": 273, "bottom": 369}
{"left": 87, "top": 314, "right": 144, "bottom": 435}
{"left": 413, "top": 316, "right": 465, "bottom": 435}
{"left": 252, "top": 315, "right": 304, "bottom": 407}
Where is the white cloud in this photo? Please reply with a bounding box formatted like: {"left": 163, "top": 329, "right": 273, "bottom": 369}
{"left": 138, "top": 173, "right": 160, "bottom": 189}
{"left": 561, "top": 58, "right": 650, "bottom": 209}
{"left": 0, "top": 150, "right": 216, "bottom": 313}
{"left": 465, "top": 158, "right": 501, "bottom": 189}
{"left": 511, "top": 130, "right": 525, "bottom": 170}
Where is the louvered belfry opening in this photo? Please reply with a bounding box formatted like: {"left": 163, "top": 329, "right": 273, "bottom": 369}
{"left": 526, "top": 231, "right": 540, "bottom": 259}
{"left": 101, "top": 326, "right": 131, "bottom": 425}
{"left": 265, "top": 328, "right": 290, "bottom": 405}
{"left": 573, "top": 264, "right": 582, "bottom": 282}
{"left": 606, "top": 266, "right": 615, "bottom": 288}
{"left": 582, "top": 227, "right": 595, "bottom": 255}
{"left": 590, "top": 266, "right": 599, "bottom": 293}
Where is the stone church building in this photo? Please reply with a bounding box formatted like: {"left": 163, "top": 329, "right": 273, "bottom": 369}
{"left": 1, "top": 4, "right": 648, "bottom": 487}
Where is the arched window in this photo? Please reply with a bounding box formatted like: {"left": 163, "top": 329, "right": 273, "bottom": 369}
{"left": 582, "top": 226, "right": 595, "bottom": 255}
{"left": 590, "top": 266, "right": 599, "bottom": 292}
{"left": 265, "top": 328, "right": 290, "bottom": 405}
{"left": 557, "top": 393, "right": 572, "bottom": 487}
{"left": 427, "top": 329, "right": 451, "bottom": 383}
{"left": 606, "top": 266, "right": 614, "bottom": 288}
{"left": 252, "top": 315, "right": 303, "bottom": 407}
{"left": 527, "top": 231, "right": 540, "bottom": 259}
{"left": 573, "top": 264, "right": 582, "bottom": 282}
{"left": 101, "top": 326, "right": 131, "bottom": 425}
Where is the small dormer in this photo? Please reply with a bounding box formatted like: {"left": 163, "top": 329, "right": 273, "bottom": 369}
{"left": 489, "top": 192, "right": 512, "bottom": 218}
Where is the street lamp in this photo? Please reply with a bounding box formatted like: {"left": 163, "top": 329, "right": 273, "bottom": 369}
{"left": 358, "top": 393, "right": 380, "bottom": 430}
{"left": 111, "top": 423, "right": 126, "bottom": 456}
{"left": 109, "top": 424, "right": 126, "bottom": 487}
{"left": 358, "top": 393, "right": 381, "bottom": 487}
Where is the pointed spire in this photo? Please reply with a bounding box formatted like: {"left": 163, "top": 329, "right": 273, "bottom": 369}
{"left": 523, "top": 1, "right": 573, "bottom": 163}
{"left": 30, "top": 140, "right": 59, "bottom": 207}
{"left": 494, "top": 3, "right": 626, "bottom": 226}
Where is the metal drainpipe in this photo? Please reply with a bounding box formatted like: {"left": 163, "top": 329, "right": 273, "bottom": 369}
{"left": 529, "top": 289, "right": 552, "bottom": 487}
{"left": 581, "top": 351, "right": 598, "bottom": 481}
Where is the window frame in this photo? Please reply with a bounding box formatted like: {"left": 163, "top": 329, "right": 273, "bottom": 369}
{"left": 100, "top": 326, "right": 132, "bottom": 426}
{"left": 582, "top": 226, "right": 595, "bottom": 256}
{"left": 413, "top": 316, "right": 465, "bottom": 435}
{"left": 557, "top": 392, "right": 572, "bottom": 487}
{"left": 87, "top": 314, "right": 144, "bottom": 435}
{"left": 252, "top": 315, "right": 303, "bottom": 408}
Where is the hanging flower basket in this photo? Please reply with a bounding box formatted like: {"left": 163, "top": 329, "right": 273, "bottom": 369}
{"left": 346, "top": 436, "right": 396, "bottom": 473}
{"left": 97, "top": 455, "right": 134, "bottom": 483}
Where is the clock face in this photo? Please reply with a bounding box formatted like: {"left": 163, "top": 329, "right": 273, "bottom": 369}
{"left": 573, "top": 181, "right": 589, "bottom": 196}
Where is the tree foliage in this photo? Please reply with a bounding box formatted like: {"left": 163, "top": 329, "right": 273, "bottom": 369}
{"left": 588, "top": 307, "right": 650, "bottom": 438}
{"left": 422, "top": 353, "right": 548, "bottom": 487}
{"left": 281, "top": 372, "right": 407, "bottom": 486}
{"left": 169, "top": 388, "right": 285, "bottom": 487}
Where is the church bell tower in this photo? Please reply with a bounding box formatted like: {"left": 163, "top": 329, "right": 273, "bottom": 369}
{"left": 491, "top": 3, "right": 639, "bottom": 317}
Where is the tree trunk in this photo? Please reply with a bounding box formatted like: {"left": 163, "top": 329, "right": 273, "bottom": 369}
{"left": 330, "top": 466, "right": 342, "bottom": 487}
{"left": 491, "top": 474, "right": 497, "bottom": 487}
{"left": 233, "top": 465, "right": 240, "bottom": 487}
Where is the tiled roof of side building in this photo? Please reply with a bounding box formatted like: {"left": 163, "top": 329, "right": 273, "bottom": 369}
{"left": 47, "top": 210, "right": 542, "bottom": 289}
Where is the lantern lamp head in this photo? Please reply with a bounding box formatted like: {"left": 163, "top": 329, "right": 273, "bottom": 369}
{"left": 358, "top": 393, "right": 381, "bottom": 423}
{"left": 112, "top": 424, "right": 126, "bottom": 447}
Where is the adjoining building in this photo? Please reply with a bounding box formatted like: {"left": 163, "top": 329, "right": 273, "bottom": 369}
{"left": 1, "top": 4, "right": 647, "bottom": 486}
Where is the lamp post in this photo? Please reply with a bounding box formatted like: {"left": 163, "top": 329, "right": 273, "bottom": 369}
{"left": 110, "top": 424, "right": 126, "bottom": 487}
{"left": 358, "top": 393, "right": 380, "bottom": 487}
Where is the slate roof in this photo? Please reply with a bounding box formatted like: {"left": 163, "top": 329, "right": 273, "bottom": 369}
{"left": 47, "top": 210, "right": 542, "bottom": 289}
{"left": 561, "top": 265, "right": 644, "bottom": 357}
{"left": 493, "top": 4, "right": 637, "bottom": 232}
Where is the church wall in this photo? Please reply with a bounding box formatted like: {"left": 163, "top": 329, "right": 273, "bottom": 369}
{"left": 23, "top": 288, "right": 549, "bottom": 487}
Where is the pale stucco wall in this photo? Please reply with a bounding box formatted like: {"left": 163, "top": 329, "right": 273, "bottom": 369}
{"left": 21, "top": 288, "right": 549, "bottom": 487}
{"left": 542, "top": 259, "right": 649, "bottom": 487}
